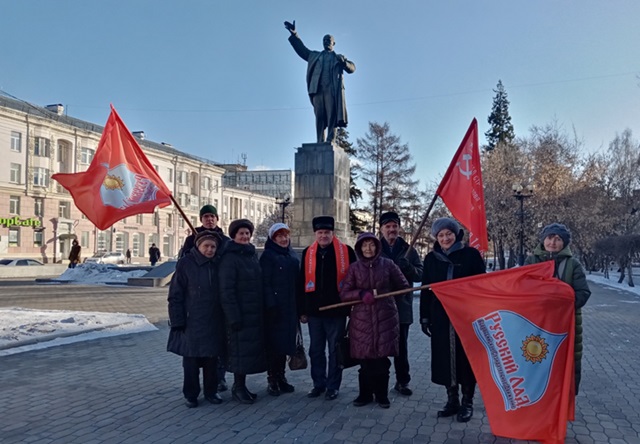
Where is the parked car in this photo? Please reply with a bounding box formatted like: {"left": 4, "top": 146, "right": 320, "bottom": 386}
{"left": 83, "top": 252, "right": 125, "bottom": 265}
{"left": 0, "top": 258, "right": 44, "bottom": 266}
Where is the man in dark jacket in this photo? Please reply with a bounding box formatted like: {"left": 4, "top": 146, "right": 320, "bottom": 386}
{"left": 179, "top": 204, "right": 227, "bottom": 258}
{"left": 297, "top": 216, "right": 356, "bottom": 400}
{"left": 149, "top": 244, "right": 161, "bottom": 266}
{"left": 378, "top": 211, "right": 423, "bottom": 396}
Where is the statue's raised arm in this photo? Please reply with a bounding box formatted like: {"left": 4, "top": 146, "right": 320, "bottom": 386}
{"left": 284, "top": 21, "right": 356, "bottom": 144}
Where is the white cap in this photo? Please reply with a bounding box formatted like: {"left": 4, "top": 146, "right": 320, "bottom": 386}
{"left": 268, "top": 222, "right": 290, "bottom": 239}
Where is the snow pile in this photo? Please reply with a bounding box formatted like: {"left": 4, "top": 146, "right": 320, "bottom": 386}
{"left": 586, "top": 272, "right": 640, "bottom": 301}
{"left": 55, "top": 263, "right": 147, "bottom": 284}
{"left": 0, "top": 307, "right": 157, "bottom": 356}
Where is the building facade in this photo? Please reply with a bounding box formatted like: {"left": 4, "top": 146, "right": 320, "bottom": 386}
{"left": 0, "top": 95, "right": 276, "bottom": 263}
{"left": 222, "top": 166, "right": 294, "bottom": 200}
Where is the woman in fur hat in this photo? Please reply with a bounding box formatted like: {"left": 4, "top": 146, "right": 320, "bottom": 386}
{"left": 525, "top": 223, "right": 591, "bottom": 395}
{"left": 419, "top": 217, "right": 485, "bottom": 422}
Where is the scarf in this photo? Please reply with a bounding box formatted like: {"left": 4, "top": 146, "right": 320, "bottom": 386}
{"left": 305, "top": 236, "right": 349, "bottom": 293}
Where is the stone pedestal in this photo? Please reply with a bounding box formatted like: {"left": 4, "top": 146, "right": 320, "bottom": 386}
{"left": 291, "top": 142, "right": 351, "bottom": 247}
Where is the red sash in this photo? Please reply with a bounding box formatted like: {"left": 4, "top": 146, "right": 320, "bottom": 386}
{"left": 305, "top": 237, "right": 349, "bottom": 293}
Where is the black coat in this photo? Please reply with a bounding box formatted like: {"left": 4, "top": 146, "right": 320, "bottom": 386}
{"left": 420, "top": 241, "right": 486, "bottom": 387}
{"left": 166, "top": 247, "right": 226, "bottom": 358}
{"left": 219, "top": 241, "right": 266, "bottom": 374}
{"left": 380, "top": 236, "right": 423, "bottom": 324}
{"left": 179, "top": 225, "right": 227, "bottom": 259}
{"left": 296, "top": 241, "right": 357, "bottom": 318}
{"left": 260, "top": 238, "right": 300, "bottom": 356}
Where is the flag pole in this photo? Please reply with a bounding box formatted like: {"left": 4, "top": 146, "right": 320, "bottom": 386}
{"left": 405, "top": 193, "right": 439, "bottom": 257}
{"left": 319, "top": 284, "right": 431, "bottom": 311}
{"left": 169, "top": 195, "right": 197, "bottom": 234}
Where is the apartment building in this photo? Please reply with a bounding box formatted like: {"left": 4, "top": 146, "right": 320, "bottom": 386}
{"left": 0, "top": 95, "right": 277, "bottom": 263}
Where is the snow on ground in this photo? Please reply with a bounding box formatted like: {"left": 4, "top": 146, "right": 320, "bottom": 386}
{"left": 0, "top": 263, "right": 158, "bottom": 356}
{"left": 586, "top": 271, "right": 640, "bottom": 301}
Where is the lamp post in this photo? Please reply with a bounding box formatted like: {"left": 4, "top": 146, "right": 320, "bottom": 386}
{"left": 512, "top": 183, "right": 534, "bottom": 266}
{"left": 276, "top": 194, "right": 291, "bottom": 223}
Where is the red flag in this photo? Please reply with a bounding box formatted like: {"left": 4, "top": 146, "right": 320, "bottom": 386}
{"left": 431, "top": 262, "right": 576, "bottom": 444}
{"left": 52, "top": 106, "right": 172, "bottom": 230}
{"left": 436, "top": 118, "right": 488, "bottom": 252}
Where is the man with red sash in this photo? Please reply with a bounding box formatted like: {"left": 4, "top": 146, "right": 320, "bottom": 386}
{"left": 297, "top": 216, "right": 356, "bottom": 400}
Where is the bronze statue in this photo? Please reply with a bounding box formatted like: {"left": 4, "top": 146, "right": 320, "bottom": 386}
{"left": 285, "top": 20, "right": 356, "bottom": 144}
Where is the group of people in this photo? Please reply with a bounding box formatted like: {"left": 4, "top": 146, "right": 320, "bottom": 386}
{"left": 167, "top": 204, "right": 590, "bottom": 422}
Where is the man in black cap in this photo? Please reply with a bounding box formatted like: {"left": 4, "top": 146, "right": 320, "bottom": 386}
{"left": 179, "top": 204, "right": 226, "bottom": 259}
{"left": 297, "top": 216, "right": 356, "bottom": 400}
{"left": 378, "top": 211, "right": 423, "bottom": 396}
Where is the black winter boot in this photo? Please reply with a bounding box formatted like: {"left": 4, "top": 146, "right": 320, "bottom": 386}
{"left": 457, "top": 384, "right": 474, "bottom": 422}
{"left": 277, "top": 375, "right": 295, "bottom": 393}
{"left": 232, "top": 383, "right": 255, "bottom": 404}
{"left": 353, "top": 372, "right": 374, "bottom": 407}
{"left": 437, "top": 386, "right": 460, "bottom": 418}
{"left": 374, "top": 372, "right": 391, "bottom": 409}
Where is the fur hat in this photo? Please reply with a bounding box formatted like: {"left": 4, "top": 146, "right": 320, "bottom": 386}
{"left": 312, "top": 216, "right": 334, "bottom": 231}
{"left": 430, "top": 217, "right": 461, "bottom": 238}
{"left": 229, "top": 219, "right": 254, "bottom": 239}
{"left": 195, "top": 230, "right": 222, "bottom": 247}
{"left": 539, "top": 223, "right": 571, "bottom": 246}
{"left": 268, "top": 222, "right": 290, "bottom": 240}
{"left": 199, "top": 204, "right": 218, "bottom": 219}
{"left": 379, "top": 211, "right": 400, "bottom": 227}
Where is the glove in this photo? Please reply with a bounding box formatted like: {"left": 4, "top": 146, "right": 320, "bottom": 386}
{"left": 231, "top": 322, "right": 243, "bottom": 332}
{"left": 421, "top": 322, "right": 431, "bottom": 337}
{"left": 170, "top": 326, "right": 185, "bottom": 333}
{"left": 359, "top": 290, "right": 375, "bottom": 305}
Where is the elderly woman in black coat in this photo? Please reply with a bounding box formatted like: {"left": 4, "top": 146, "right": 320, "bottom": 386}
{"left": 219, "top": 219, "right": 266, "bottom": 404}
{"left": 260, "top": 223, "right": 300, "bottom": 396}
{"left": 420, "top": 218, "right": 486, "bottom": 422}
{"left": 167, "top": 230, "right": 226, "bottom": 408}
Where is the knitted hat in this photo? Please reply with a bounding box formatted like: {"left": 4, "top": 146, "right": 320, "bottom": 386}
{"left": 268, "top": 222, "right": 290, "bottom": 240}
{"left": 229, "top": 219, "right": 254, "bottom": 239}
{"left": 430, "top": 217, "right": 460, "bottom": 238}
{"left": 199, "top": 204, "right": 218, "bottom": 219}
{"left": 195, "top": 230, "right": 222, "bottom": 247}
{"left": 312, "top": 216, "right": 334, "bottom": 231}
{"left": 379, "top": 211, "right": 400, "bottom": 227}
{"left": 539, "top": 223, "right": 571, "bottom": 246}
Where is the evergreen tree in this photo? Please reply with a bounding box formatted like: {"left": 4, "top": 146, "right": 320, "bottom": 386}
{"left": 485, "top": 80, "right": 515, "bottom": 151}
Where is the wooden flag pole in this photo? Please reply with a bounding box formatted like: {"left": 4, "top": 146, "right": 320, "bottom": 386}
{"left": 318, "top": 284, "right": 431, "bottom": 312}
{"left": 169, "top": 194, "right": 197, "bottom": 234}
{"left": 404, "top": 193, "right": 439, "bottom": 257}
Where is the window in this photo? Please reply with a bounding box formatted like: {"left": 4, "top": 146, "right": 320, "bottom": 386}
{"left": 10, "top": 163, "right": 21, "bottom": 184}
{"left": 97, "top": 231, "right": 107, "bottom": 252}
{"left": 80, "top": 147, "right": 95, "bottom": 165}
{"left": 166, "top": 214, "right": 173, "bottom": 228}
{"left": 9, "top": 196, "right": 20, "bottom": 214}
{"left": 168, "top": 168, "right": 173, "bottom": 183}
{"left": 132, "top": 233, "right": 140, "bottom": 257}
{"left": 214, "top": 199, "right": 219, "bottom": 209}
{"left": 153, "top": 212, "right": 159, "bottom": 227}
{"left": 178, "top": 193, "right": 188, "bottom": 207}
{"left": 81, "top": 231, "right": 90, "bottom": 248}
{"left": 136, "top": 214, "right": 143, "bottom": 224}
{"left": 33, "top": 167, "right": 50, "bottom": 187}
{"left": 202, "top": 176, "right": 211, "bottom": 190}
{"left": 34, "top": 137, "right": 50, "bottom": 157}
{"left": 9, "top": 228, "right": 20, "bottom": 246}
{"left": 34, "top": 198, "right": 44, "bottom": 217}
{"left": 153, "top": 164, "right": 159, "bottom": 171}
{"left": 34, "top": 231, "right": 44, "bottom": 247}
{"left": 213, "top": 180, "right": 219, "bottom": 192}
{"left": 59, "top": 201, "right": 71, "bottom": 219}
{"left": 177, "top": 171, "right": 188, "bottom": 185}
{"left": 11, "top": 131, "right": 22, "bottom": 152}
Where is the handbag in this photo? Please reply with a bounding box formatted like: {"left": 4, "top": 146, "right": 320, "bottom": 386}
{"left": 336, "top": 321, "right": 359, "bottom": 369}
{"left": 288, "top": 323, "right": 308, "bottom": 371}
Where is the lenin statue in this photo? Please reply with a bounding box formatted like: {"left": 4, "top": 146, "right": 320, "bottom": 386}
{"left": 285, "top": 20, "right": 356, "bottom": 144}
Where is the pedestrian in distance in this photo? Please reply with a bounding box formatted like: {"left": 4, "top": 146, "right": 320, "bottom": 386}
{"left": 219, "top": 219, "right": 266, "bottom": 404}
{"left": 525, "top": 223, "right": 591, "bottom": 395}
{"left": 420, "top": 217, "right": 486, "bottom": 422}
{"left": 149, "top": 243, "right": 161, "bottom": 266}
{"left": 260, "top": 222, "right": 300, "bottom": 396}
{"left": 340, "top": 232, "right": 410, "bottom": 409}
{"left": 167, "top": 230, "right": 226, "bottom": 408}
{"left": 125, "top": 248, "right": 132, "bottom": 264}
{"left": 378, "top": 211, "right": 423, "bottom": 396}
{"left": 297, "top": 216, "right": 356, "bottom": 401}
{"left": 68, "top": 239, "right": 81, "bottom": 268}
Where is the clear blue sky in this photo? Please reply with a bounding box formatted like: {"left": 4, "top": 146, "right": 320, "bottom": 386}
{"left": 2, "top": 1, "right": 639, "bottom": 189}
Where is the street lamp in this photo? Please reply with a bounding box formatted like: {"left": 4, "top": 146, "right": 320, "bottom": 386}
{"left": 512, "top": 183, "right": 534, "bottom": 266}
{"left": 276, "top": 194, "right": 291, "bottom": 223}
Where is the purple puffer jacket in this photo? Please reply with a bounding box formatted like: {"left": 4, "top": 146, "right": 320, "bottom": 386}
{"left": 340, "top": 233, "right": 410, "bottom": 359}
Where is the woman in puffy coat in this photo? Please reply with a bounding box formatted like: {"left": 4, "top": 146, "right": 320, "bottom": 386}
{"left": 219, "top": 219, "right": 266, "bottom": 404}
{"left": 167, "top": 230, "right": 226, "bottom": 408}
{"left": 260, "top": 222, "right": 300, "bottom": 396}
{"left": 420, "top": 218, "right": 485, "bottom": 423}
{"left": 525, "top": 223, "right": 591, "bottom": 395}
{"left": 340, "top": 232, "right": 410, "bottom": 408}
